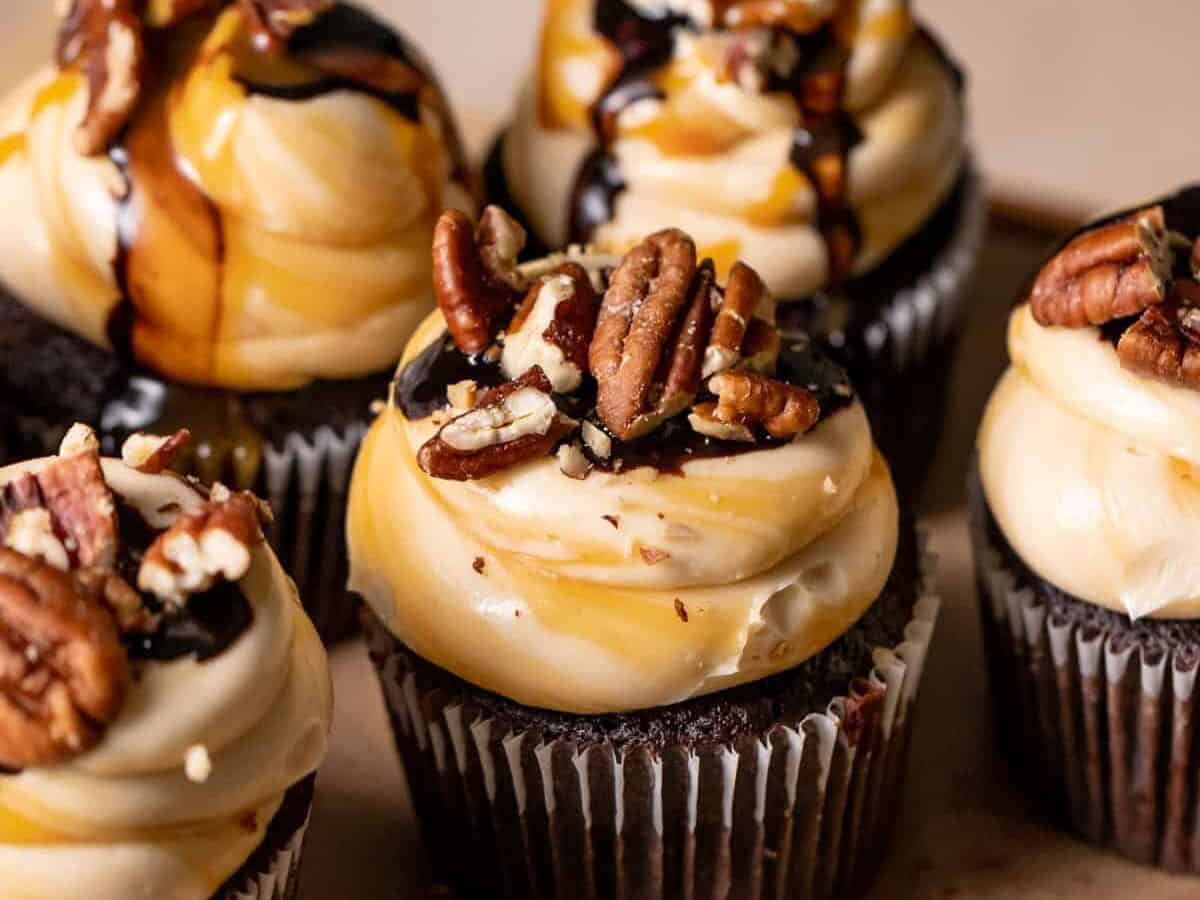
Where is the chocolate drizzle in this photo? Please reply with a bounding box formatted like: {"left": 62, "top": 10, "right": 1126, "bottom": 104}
{"left": 394, "top": 322, "right": 853, "bottom": 476}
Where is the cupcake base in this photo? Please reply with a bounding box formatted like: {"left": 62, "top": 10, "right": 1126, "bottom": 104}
{"left": 0, "top": 293, "right": 384, "bottom": 642}
{"left": 363, "top": 524, "right": 939, "bottom": 899}
{"left": 969, "top": 467, "right": 1200, "bottom": 873}
{"left": 216, "top": 775, "right": 315, "bottom": 900}
{"left": 483, "top": 138, "right": 986, "bottom": 497}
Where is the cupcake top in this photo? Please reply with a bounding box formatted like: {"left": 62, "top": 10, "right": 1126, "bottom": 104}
{"left": 502, "top": 0, "right": 965, "bottom": 299}
{"left": 0, "top": 425, "right": 331, "bottom": 899}
{"left": 348, "top": 206, "right": 900, "bottom": 714}
{"left": 0, "top": 0, "right": 472, "bottom": 390}
{"left": 979, "top": 186, "right": 1200, "bottom": 619}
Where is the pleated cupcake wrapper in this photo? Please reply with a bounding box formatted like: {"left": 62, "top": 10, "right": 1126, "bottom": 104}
{"left": 365, "top": 537, "right": 940, "bottom": 899}
{"left": 8, "top": 415, "right": 365, "bottom": 643}
{"left": 221, "top": 815, "right": 310, "bottom": 900}
{"left": 968, "top": 469, "right": 1200, "bottom": 872}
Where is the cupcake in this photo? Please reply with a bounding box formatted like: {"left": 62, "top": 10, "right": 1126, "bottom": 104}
{"left": 0, "top": 423, "right": 331, "bottom": 899}
{"left": 0, "top": 0, "right": 473, "bottom": 639}
{"left": 350, "top": 207, "right": 939, "bottom": 897}
{"left": 970, "top": 185, "right": 1200, "bottom": 870}
{"left": 486, "top": 0, "right": 984, "bottom": 492}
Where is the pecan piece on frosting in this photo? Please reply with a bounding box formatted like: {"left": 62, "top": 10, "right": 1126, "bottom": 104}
{"left": 27, "top": 449, "right": 118, "bottom": 571}
{"left": 589, "top": 231, "right": 716, "bottom": 440}
{"left": 433, "top": 208, "right": 529, "bottom": 356}
{"left": 137, "top": 485, "right": 268, "bottom": 607}
{"left": 1028, "top": 206, "right": 1174, "bottom": 327}
{"left": 691, "top": 370, "right": 819, "bottom": 441}
{"left": 56, "top": 0, "right": 147, "bottom": 156}
{"left": 120, "top": 429, "right": 192, "bottom": 475}
{"left": 501, "top": 262, "right": 599, "bottom": 393}
{"left": 419, "top": 367, "right": 578, "bottom": 481}
{"left": 702, "top": 261, "right": 779, "bottom": 377}
{"left": 1116, "top": 292, "right": 1200, "bottom": 391}
{"left": 0, "top": 548, "right": 128, "bottom": 768}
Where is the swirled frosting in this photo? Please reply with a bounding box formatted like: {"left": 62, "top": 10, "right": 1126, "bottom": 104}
{"left": 0, "top": 3, "right": 472, "bottom": 390}
{"left": 980, "top": 303, "right": 1200, "bottom": 619}
{"left": 502, "top": 0, "right": 965, "bottom": 299}
{"left": 0, "top": 457, "right": 332, "bottom": 900}
{"left": 349, "top": 311, "right": 899, "bottom": 713}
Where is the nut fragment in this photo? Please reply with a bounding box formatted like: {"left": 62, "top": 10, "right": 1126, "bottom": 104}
{"left": 0, "top": 549, "right": 128, "bottom": 768}
{"left": 581, "top": 421, "right": 613, "bottom": 460}
{"left": 446, "top": 380, "right": 479, "bottom": 412}
{"left": 703, "top": 261, "right": 777, "bottom": 377}
{"left": 501, "top": 263, "right": 599, "bottom": 393}
{"left": 33, "top": 451, "right": 118, "bottom": 571}
{"left": 57, "top": 0, "right": 147, "bottom": 156}
{"left": 137, "top": 488, "right": 266, "bottom": 607}
{"left": 700, "top": 370, "right": 820, "bottom": 440}
{"left": 59, "top": 423, "right": 100, "bottom": 458}
{"left": 1028, "top": 207, "right": 1173, "bottom": 327}
{"left": 688, "top": 403, "right": 754, "bottom": 442}
{"left": 3, "top": 510, "right": 70, "bottom": 572}
{"left": 419, "top": 368, "right": 578, "bottom": 481}
{"left": 1116, "top": 298, "right": 1200, "bottom": 390}
{"left": 121, "top": 429, "right": 191, "bottom": 474}
{"left": 433, "top": 208, "right": 528, "bottom": 356}
{"left": 589, "top": 232, "right": 714, "bottom": 440}
{"left": 556, "top": 443, "right": 592, "bottom": 480}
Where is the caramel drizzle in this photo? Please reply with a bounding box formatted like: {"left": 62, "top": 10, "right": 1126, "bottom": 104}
{"left": 98, "top": 3, "right": 460, "bottom": 482}
{"left": 567, "top": 0, "right": 864, "bottom": 289}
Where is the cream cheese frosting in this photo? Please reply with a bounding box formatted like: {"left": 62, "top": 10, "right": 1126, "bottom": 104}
{"left": 0, "top": 457, "right": 332, "bottom": 900}
{"left": 0, "top": 4, "right": 472, "bottom": 390}
{"left": 349, "top": 311, "right": 900, "bottom": 713}
{"left": 979, "top": 303, "right": 1200, "bottom": 619}
{"left": 503, "top": 0, "right": 965, "bottom": 298}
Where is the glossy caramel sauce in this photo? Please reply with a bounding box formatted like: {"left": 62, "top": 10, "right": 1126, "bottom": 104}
{"left": 86, "top": 4, "right": 458, "bottom": 482}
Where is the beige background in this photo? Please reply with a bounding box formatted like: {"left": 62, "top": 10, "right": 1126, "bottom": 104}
{"left": 2, "top": 2, "right": 1200, "bottom": 898}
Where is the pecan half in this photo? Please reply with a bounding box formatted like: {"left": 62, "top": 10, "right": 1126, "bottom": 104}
{"left": 137, "top": 486, "right": 267, "bottom": 607}
{"left": 0, "top": 549, "right": 128, "bottom": 768}
{"left": 693, "top": 370, "right": 820, "bottom": 441}
{"left": 589, "top": 232, "right": 716, "bottom": 440}
{"left": 702, "top": 261, "right": 778, "bottom": 377}
{"left": 1116, "top": 296, "right": 1200, "bottom": 390}
{"left": 32, "top": 451, "right": 118, "bottom": 571}
{"left": 120, "top": 429, "right": 191, "bottom": 474}
{"left": 57, "top": 0, "right": 147, "bottom": 156}
{"left": 433, "top": 208, "right": 528, "bottom": 356}
{"left": 1028, "top": 206, "right": 1173, "bottom": 327}
{"left": 418, "top": 368, "right": 577, "bottom": 481}
{"left": 501, "top": 262, "right": 599, "bottom": 393}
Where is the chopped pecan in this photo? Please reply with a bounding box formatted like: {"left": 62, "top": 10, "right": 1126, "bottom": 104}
{"left": 697, "top": 370, "right": 820, "bottom": 440}
{"left": 59, "top": 423, "right": 100, "bottom": 458}
{"left": 581, "top": 421, "right": 613, "bottom": 460}
{"left": 137, "top": 487, "right": 266, "bottom": 607}
{"left": 418, "top": 368, "right": 577, "bottom": 481}
{"left": 433, "top": 208, "right": 528, "bottom": 356}
{"left": 589, "top": 232, "right": 716, "bottom": 440}
{"left": 120, "top": 429, "right": 191, "bottom": 474}
{"left": 501, "top": 262, "right": 599, "bottom": 393}
{"left": 33, "top": 451, "right": 118, "bottom": 571}
{"left": 702, "top": 261, "right": 777, "bottom": 377}
{"left": 3, "top": 510, "right": 69, "bottom": 572}
{"left": 75, "top": 568, "right": 158, "bottom": 635}
{"left": 1116, "top": 297, "right": 1200, "bottom": 390}
{"left": 56, "top": 0, "right": 147, "bottom": 156}
{"left": 1028, "top": 206, "right": 1173, "bottom": 327}
{"left": 556, "top": 442, "right": 592, "bottom": 480}
{"left": 0, "top": 549, "right": 128, "bottom": 768}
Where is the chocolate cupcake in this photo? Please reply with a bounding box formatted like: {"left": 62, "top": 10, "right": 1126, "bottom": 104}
{"left": 485, "top": 0, "right": 984, "bottom": 492}
{"left": 0, "top": 0, "right": 473, "bottom": 639}
{"left": 0, "top": 424, "right": 332, "bottom": 899}
{"left": 349, "top": 208, "right": 940, "bottom": 897}
{"left": 970, "top": 185, "right": 1200, "bottom": 871}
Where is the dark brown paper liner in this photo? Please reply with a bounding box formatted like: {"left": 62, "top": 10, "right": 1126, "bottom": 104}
{"left": 215, "top": 775, "right": 314, "bottom": 900}
{"left": 7, "top": 416, "right": 363, "bottom": 643}
{"left": 968, "top": 467, "right": 1200, "bottom": 873}
{"left": 363, "top": 553, "right": 940, "bottom": 900}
